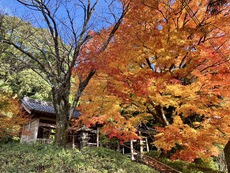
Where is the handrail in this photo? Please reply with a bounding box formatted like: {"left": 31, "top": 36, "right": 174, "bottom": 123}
{"left": 36, "top": 138, "right": 53, "bottom": 144}
{"left": 122, "top": 143, "right": 182, "bottom": 173}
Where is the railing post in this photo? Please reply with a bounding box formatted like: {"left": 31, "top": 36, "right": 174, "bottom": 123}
{"left": 96, "top": 127, "right": 100, "bottom": 147}
{"left": 130, "top": 140, "right": 135, "bottom": 160}
{"left": 140, "top": 139, "right": 143, "bottom": 159}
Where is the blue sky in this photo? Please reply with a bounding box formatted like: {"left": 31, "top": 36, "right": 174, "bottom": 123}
{"left": 0, "top": 0, "right": 123, "bottom": 46}
{"left": 0, "top": 0, "right": 122, "bottom": 32}
{"left": 0, "top": 0, "right": 22, "bottom": 16}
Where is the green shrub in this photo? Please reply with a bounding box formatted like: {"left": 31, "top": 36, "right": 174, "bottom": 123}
{"left": 146, "top": 150, "right": 162, "bottom": 158}
{"left": 158, "top": 157, "right": 225, "bottom": 173}
{"left": 81, "top": 147, "right": 158, "bottom": 173}
{"left": 146, "top": 149, "right": 226, "bottom": 173}
{"left": 0, "top": 143, "right": 84, "bottom": 172}
{"left": 0, "top": 143, "right": 158, "bottom": 173}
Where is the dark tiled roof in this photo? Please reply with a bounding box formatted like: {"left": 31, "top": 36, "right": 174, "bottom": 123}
{"left": 73, "top": 110, "right": 81, "bottom": 118}
{"left": 21, "top": 97, "right": 81, "bottom": 118}
{"left": 22, "top": 97, "right": 55, "bottom": 114}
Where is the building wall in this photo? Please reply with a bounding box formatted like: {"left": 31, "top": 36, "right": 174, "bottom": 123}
{"left": 20, "top": 119, "right": 39, "bottom": 143}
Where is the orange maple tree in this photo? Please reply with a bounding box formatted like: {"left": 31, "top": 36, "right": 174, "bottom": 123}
{"left": 0, "top": 93, "right": 27, "bottom": 142}
{"left": 71, "top": 74, "right": 139, "bottom": 141}
{"left": 73, "top": 0, "right": 230, "bottom": 161}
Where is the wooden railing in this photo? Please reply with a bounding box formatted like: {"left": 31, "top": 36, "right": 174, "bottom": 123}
{"left": 87, "top": 142, "right": 97, "bottom": 147}
{"left": 139, "top": 155, "right": 182, "bottom": 173}
{"left": 123, "top": 143, "right": 181, "bottom": 173}
{"left": 36, "top": 138, "right": 53, "bottom": 144}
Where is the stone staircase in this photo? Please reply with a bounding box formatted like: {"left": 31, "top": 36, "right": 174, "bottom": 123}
{"left": 123, "top": 143, "right": 181, "bottom": 173}
{"left": 139, "top": 155, "right": 181, "bottom": 173}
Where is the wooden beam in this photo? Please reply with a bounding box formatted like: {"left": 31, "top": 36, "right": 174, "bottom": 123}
{"left": 38, "top": 116, "right": 56, "bottom": 121}
{"left": 39, "top": 123, "right": 56, "bottom": 128}
{"left": 88, "top": 142, "right": 97, "bottom": 146}
{"left": 21, "top": 103, "right": 32, "bottom": 114}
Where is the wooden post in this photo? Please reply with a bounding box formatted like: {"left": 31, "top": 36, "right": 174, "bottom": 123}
{"left": 117, "top": 139, "right": 120, "bottom": 152}
{"left": 27, "top": 120, "right": 31, "bottom": 142}
{"left": 96, "top": 127, "right": 100, "bottom": 147}
{"left": 130, "top": 140, "right": 135, "bottom": 160}
{"left": 146, "top": 138, "right": 149, "bottom": 152}
{"left": 72, "top": 131, "right": 75, "bottom": 149}
{"left": 140, "top": 139, "right": 143, "bottom": 159}
{"left": 32, "top": 119, "right": 39, "bottom": 143}
{"left": 122, "top": 146, "right": 125, "bottom": 154}
{"left": 20, "top": 125, "right": 25, "bottom": 143}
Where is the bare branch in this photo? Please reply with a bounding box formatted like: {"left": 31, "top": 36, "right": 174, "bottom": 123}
{"left": 2, "top": 39, "right": 51, "bottom": 76}
{"left": 69, "top": 69, "right": 96, "bottom": 120}
{"left": 100, "top": 1, "right": 130, "bottom": 51}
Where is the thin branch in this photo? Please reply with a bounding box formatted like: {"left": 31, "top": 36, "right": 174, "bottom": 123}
{"left": 2, "top": 39, "right": 51, "bottom": 77}
{"left": 69, "top": 69, "right": 96, "bottom": 120}
{"left": 100, "top": 1, "right": 130, "bottom": 51}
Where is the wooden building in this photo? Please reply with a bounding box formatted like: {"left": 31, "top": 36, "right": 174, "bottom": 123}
{"left": 20, "top": 97, "right": 98, "bottom": 147}
{"left": 20, "top": 97, "right": 57, "bottom": 144}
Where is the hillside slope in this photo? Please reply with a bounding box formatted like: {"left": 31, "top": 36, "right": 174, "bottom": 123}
{"left": 0, "top": 143, "right": 158, "bottom": 173}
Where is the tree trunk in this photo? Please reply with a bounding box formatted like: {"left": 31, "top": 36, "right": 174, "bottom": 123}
{"left": 224, "top": 140, "right": 230, "bottom": 173}
{"left": 52, "top": 84, "right": 70, "bottom": 147}
{"left": 51, "top": 70, "right": 95, "bottom": 147}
